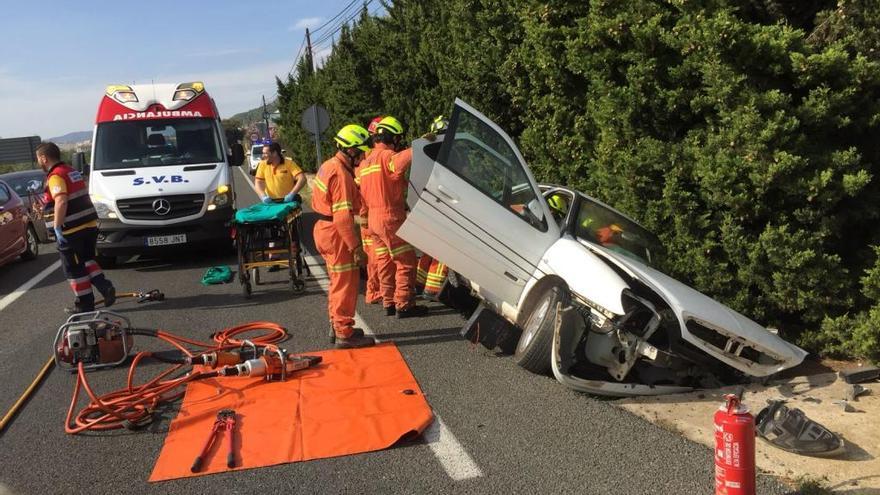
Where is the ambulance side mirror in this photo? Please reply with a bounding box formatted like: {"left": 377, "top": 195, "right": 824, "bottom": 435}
{"left": 229, "top": 143, "right": 245, "bottom": 167}
{"left": 72, "top": 151, "right": 89, "bottom": 177}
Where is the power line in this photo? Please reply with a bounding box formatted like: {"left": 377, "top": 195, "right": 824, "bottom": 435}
{"left": 310, "top": 0, "right": 361, "bottom": 35}
{"left": 311, "top": 0, "right": 376, "bottom": 54}
{"left": 311, "top": 0, "right": 374, "bottom": 47}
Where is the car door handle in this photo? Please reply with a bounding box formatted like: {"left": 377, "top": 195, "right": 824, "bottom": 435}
{"left": 503, "top": 271, "right": 518, "bottom": 282}
{"left": 435, "top": 184, "right": 459, "bottom": 202}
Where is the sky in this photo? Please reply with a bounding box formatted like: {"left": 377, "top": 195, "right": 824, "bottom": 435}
{"left": 0, "top": 0, "right": 379, "bottom": 139}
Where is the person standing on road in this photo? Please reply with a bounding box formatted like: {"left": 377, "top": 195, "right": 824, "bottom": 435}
{"left": 254, "top": 142, "right": 306, "bottom": 271}
{"left": 355, "top": 116, "right": 384, "bottom": 305}
{"left": 312, "top": 125, "right": 375, "bottom": 349}
{"left": 254, "top": 142, "right": 306, "bottom": 205}
{"left": 37, "top": 142, "right": 115, "bottom": 313}
{"left": 358, "top": 116, "right": 428, "bottom": 318}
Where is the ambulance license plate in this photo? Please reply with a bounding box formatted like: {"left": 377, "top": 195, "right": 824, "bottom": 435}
{"left": 145, "top": 234, "right": 187, "bottom": 247}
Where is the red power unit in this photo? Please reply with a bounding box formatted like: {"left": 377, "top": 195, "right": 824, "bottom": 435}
{"left": 714, "top": 394, "right": 756, "bottom": 495}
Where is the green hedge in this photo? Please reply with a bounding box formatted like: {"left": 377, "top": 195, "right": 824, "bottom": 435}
{"left": 276, "top": 0, "right": 880, "bottom": 361}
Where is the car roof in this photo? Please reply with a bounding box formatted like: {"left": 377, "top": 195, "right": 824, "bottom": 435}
{"left": 0, "top": 169, "right": 44, "bottom": 179}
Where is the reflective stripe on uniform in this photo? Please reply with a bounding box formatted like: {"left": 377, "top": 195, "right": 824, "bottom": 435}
{"left": 374, "top": 246, "right": 390, "bottom": 255}
{"left": 313, "top": 176, "right": 328, "bottom": 193}
{"left": 331, "top": 201, "right": 353, "bottom": 212}
{"left": 358, "top": 164, "right": 381, "bottom": 177}
{"left": 327, "top": 262, "right": 359, "bottom": 273}
{"left": 390, "top": 244, "right": 413, "bottom": 257}
{"left": 65, "top": 207, "right": 98, "bottom": 222}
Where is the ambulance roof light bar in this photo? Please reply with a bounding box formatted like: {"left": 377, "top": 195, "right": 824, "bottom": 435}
{"left": 173, "top": 81, "right": 205, "bottom": 102}
{"left": 105, "top": 85, "right": 138, "bottom": 104}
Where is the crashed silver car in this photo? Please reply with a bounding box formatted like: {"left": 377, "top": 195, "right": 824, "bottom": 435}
{"left": 398, "top": 99, "right": 807, "bottom": 396}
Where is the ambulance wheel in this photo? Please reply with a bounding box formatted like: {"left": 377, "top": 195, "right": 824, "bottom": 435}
{"left": 291, "top": 278, "right": 305, "bottom": 293}
{"left": 515, "top": 284, "right": 567, "bottom": 375}
{"left": 251, "top": 267, "right": 261, "bottom": 285}
{"left": 242, "top": 281, "right": 252, "bottom": 299}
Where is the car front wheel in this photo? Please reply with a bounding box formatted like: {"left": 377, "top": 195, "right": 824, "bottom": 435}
{"left": 21, "top": 225, "right": 38, "bottom": 260}
{"left": 515, "top": 285, "right": 566, "bottom": 374}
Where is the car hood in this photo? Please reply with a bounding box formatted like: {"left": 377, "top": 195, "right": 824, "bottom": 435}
{"left": 576, "top": 239, "right": 807, "bottom": 375}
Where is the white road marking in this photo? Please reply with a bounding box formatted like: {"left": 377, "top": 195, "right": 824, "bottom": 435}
{"left": 0, "top": 260, "right": 62, "bottom": 313}
{"left": 237, "top": 167, "right": 483, "bottom": 481}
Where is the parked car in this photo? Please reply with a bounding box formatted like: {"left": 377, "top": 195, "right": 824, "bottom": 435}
{"left": 0, "top": 170, "right": 50, "bottom": 242}
{"left": 0, "top": 179, "right": 39, "bottom": 267}
{"left": 398, "top": 99, "right": 807, "bottom": 397}
{"left": 247, "top": 144, "right": 265, "bottom": 175}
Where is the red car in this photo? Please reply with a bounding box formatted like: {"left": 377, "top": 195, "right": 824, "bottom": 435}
{"left": 0, "top": 178, "right": 39, "bottom": 267}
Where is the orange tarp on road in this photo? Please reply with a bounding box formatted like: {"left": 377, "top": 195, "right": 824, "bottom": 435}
{"left": 149, "top": 343, "right": 433, "bottom": 482}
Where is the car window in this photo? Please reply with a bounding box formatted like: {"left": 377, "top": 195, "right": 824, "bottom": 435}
{"left": 0, "top": 184, "right": 10, "bottom": 204}
{"left": 93, "top": 118, "right": 224, "bottom": 169}
{"left": 251, "top": 147, "right": 263, "bottom": 158}
{"left": 574, "top": 196, "right": 662, "bottom": 266}
{"left": 440, "top": 108, "right": 546, "bottom": 231}
{"left": 4, "top": 175, "right": 43, "bottom": 196}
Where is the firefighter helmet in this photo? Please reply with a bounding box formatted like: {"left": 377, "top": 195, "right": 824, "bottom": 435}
{"left": 334, "top": 124, "right": 371, "bottom": 152}
{"left": 376, "top": 116, "right": 404, "bottom": 136}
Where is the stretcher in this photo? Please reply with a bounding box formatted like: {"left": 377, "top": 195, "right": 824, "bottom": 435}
{"left": 233, "top": 203, "right": 311, "bottom": 298}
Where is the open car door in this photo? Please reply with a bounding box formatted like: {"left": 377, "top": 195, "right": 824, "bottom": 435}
{"left": 398, "top": 99, "right": 560, "bottom": 309}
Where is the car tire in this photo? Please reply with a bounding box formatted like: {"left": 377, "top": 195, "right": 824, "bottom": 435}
{"left": 20, "top": 225, "right": 38, "bottom": 260}
{"left": 515, "top": 284, "right": 567, "bottom": 375}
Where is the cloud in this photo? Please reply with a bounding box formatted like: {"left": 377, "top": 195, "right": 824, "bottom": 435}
{"left": 0, "top": 59, "right": 296, "bottom": 138}
{"left": 288, "top": 17, "right": 322, "bottom": 32}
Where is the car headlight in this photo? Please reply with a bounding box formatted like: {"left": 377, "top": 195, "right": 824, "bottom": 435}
{"left": 93, "top": 200, "right": 117, "bottom": 219}
{"left": 214, "top": 192, "right": 230, "bottom": 206}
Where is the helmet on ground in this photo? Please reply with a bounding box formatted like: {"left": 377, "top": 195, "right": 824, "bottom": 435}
{"left": 334, "top": 124, "right": 371, "bottom": 152}
{"left": 429, "top": 115, "right": 449, "bottom": 134}
{"left": 376, "top": 116, "right": 404, "bottom": 136}
{"left": 367, "top": 116, "right": 383, "bottom": 135}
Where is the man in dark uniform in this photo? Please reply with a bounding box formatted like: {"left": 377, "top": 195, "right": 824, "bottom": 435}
{"left": 37, "top": 142, "right": 115, "bottom": 313}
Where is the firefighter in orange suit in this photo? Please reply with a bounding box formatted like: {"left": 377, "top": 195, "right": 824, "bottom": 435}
{"left": 358, "top": 116, "right": 428, "bottom": 318}
{"left": 311, "top": 124, "right": 375, "bottom": 348}
{"left": 355, "top": 116, "right": 385, "bottom": 304}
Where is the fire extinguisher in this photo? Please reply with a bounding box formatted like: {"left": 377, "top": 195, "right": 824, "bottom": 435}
{"left": 714, "top": 393, "right": 755, "bottom": 495}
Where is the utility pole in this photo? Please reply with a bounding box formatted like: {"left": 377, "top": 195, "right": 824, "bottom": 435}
{"left": 305, "top": 28, "right": 315, "bottom": 75}
{"left": 262, "top": 95, "right": 270, "bottom": 141}
{"left": 305, "top": 28, "right": 321, "bottom": 164}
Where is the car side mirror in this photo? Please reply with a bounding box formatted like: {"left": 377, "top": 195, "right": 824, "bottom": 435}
{"left": 72, "top": 151, "right": 89, "bottom": 177}
{"left": 525, "top": 198, "right": 547, "bottom": 229}
{"left": 229, "top": 143, "right": 245, "bottom": 167}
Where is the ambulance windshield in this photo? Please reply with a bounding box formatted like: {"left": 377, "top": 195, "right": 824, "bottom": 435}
{"left": 93, "top": 118, "right": 224, "bottom": 170}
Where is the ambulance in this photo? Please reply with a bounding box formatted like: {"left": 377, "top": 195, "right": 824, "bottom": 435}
{"left": 86, "top": 81, "right": 244, "bottom": 263}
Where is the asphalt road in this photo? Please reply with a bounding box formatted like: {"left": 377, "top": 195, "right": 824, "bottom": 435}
{"left": 0, "top": 167, "right": 795, "bottom": 494}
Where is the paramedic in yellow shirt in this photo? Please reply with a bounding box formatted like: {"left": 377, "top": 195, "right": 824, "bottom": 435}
{"left": 254, "top": 142, "right": 306, "bottom": 205}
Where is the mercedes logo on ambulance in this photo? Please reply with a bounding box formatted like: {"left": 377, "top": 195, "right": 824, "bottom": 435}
{"left": 153, "top": 199, "right": 172, "bottom": 216}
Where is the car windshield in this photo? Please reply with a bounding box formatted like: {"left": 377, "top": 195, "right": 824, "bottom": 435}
{"left": 573, "top": 195, "right": 662, "bottom": 266}
{"left": 251, "top": 146, "right": 263, "bottom": 158}
{"left": 1, "top": 173, "right": 44, "bottom": 196}
{"left": 93, "top": 118, "right": 223, "bottom": 170}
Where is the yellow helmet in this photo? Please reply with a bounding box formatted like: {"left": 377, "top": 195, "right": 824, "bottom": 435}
{"left": 547, "top": 194, "right": 568, "bottom": 215}
{"left": 376, "top": 116, "right": 404, "bottom": 136}
{"left": 429, "top": 115, "right": 449, "bottom": 134}
{"left": 334, "top": 124, "right": 370, "bottom": 152}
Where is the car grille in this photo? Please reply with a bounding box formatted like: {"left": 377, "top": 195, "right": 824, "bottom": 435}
{"left": 116, "top": 194, "right": 204, "bottom": 220}
{"left": 686, "top": 319, "right": 782, "bottom": 365}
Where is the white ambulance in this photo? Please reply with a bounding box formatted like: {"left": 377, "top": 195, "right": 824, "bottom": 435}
{"left": 84, "top": 82, "right": 244, "bottom": 264}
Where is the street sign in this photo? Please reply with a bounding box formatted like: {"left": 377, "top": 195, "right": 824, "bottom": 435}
{"left": 300, "top": 104, "right": 330, "bottom": 135}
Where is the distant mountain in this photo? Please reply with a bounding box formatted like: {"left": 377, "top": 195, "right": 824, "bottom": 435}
{"left": 228, "top": 101, "right": 278, "bottom": 126}
{"left": 49, "top": 130, "right": 91, "bottom": 144}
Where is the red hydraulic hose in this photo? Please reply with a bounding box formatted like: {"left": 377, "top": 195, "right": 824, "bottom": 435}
{"left": 64, "top": 321, "right": 287, "bottom": 434}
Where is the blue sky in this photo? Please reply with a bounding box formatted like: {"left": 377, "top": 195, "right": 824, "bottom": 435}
{"left": 0, "top": 0, "right": 379, "bottom": 139}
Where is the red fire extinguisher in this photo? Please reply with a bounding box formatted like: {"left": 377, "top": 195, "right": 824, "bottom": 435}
{"left": 714, "top": 393, "right": 755, "bottom": 495}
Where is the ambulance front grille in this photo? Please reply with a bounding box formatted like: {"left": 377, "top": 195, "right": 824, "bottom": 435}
{"left": 116, "top": 194, "right": 205, "bottom": 220}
